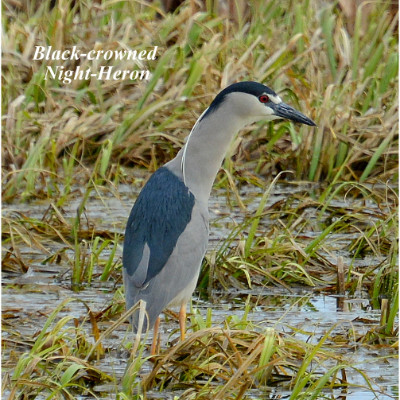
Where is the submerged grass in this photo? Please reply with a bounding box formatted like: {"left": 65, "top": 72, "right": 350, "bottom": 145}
{"left": 4, "top": 179, "right": 396, "bottom": 398}
{"left": 6, "top": 293, "right": 393, "bottom": 400}
{"left": 2, "top": 0, "right": 398, "bottom": 399}
{"left": 5, "top": 299, "right": 112, "bottom": 399}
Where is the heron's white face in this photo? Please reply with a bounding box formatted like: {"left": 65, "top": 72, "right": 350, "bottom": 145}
{"left": 223, "top": 90, "right": 316, "bottom": 127}
{"left": 225, "top": 91, "right": 283, "bottom": 122}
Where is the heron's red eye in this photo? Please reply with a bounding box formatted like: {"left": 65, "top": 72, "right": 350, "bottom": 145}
{"left": 259, "top": 95, "right": 269, "bottom": 103}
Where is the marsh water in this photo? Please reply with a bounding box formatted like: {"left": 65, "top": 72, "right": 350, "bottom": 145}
{"left": 2, "top": 180, "right": 398, "bottom": 399}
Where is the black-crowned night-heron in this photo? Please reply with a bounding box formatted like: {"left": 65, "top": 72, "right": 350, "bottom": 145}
{"left": 123, "top": 81, "right": 315, "bottom": 353}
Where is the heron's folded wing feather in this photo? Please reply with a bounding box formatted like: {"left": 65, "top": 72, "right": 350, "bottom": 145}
{"left": 123, "top": 167, "right": 195, "bottom": 288}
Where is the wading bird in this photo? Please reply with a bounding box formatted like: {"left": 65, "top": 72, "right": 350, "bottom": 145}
{"left": 123, "top": 81, "right": 315, "bottom": 354}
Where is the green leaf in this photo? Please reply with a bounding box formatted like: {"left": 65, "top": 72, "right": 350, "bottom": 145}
{"left": 60, "top": 363, "right": 86, "bottom": 386}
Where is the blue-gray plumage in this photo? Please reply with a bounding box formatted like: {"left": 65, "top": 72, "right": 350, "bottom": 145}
{"left": 123, "top": 167, "right": 195, "bottom": 286}
{"left": 123, "top": 81, "right": 315, "bottom": 353}
{"left": 123, "top": 166, "right": 206, "bottom": 336}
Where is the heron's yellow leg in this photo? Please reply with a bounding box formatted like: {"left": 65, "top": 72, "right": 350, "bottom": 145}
{"left": 179, "top": 304, "right": 186, "bottom": 341}
{"left": 150, "top": 316, "right": 160, "bottom": 355}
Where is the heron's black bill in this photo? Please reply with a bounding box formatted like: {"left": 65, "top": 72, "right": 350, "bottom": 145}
{"left": 273, "top": 102, "right": 316, "bottom": 126}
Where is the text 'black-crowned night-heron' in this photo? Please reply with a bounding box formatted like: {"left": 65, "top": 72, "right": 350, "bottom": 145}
{"left": 123, "top": 81, "right": 315, "bottom": 354}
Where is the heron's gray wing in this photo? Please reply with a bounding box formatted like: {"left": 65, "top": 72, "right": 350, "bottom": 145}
{"left": 123, "top": 167, "right": 195, "bottom": 288}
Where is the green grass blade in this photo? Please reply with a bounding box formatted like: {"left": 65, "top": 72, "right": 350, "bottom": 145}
{"left": 360, "top": 131, "right": 394, "bottom": 182}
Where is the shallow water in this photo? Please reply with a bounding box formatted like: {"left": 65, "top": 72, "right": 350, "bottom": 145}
{"left": 2, "top": 181, "right": 398, "bottom": 399}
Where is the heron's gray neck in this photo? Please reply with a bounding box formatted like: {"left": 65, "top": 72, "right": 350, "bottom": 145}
{"left": 167, "top": 105, "right": 255, "bottom": 203}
